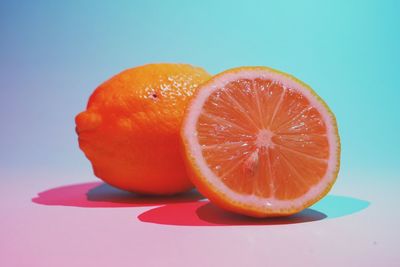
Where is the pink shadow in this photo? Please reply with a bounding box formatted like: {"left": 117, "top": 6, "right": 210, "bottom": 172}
{"left": 32, "top": 182, "right": 204, "bottom": 208}
{"left": 138, "top": 201, "right": 326, "bottom": 226}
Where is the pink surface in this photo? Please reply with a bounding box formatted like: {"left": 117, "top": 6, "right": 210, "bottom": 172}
{"left": 0, "top": 170, "right": 398, "bottom": 267}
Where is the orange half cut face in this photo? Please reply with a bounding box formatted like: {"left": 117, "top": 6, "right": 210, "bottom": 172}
{"left": 181, "top": 67, "right": 340, "bottom": 217}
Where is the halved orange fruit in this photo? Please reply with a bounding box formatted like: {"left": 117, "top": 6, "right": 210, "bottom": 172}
{"left": 181, "top": 66, "right": 340, "bottom": 217}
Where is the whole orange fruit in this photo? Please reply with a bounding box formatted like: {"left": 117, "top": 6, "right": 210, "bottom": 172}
{"left": 76, "top": 63, "right": 211, "bottom": 195}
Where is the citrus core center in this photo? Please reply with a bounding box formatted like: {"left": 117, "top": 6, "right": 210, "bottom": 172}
{"left": 256, "top": 129, "right": 274, "bottom": 148}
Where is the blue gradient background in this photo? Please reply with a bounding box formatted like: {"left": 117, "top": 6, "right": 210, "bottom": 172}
{"left": 1, "top": 0, "right": 399, "bottom": 178}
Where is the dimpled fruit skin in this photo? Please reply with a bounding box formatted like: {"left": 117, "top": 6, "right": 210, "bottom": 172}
{"left": 75, "top": 63, "right": 211, "bottom": 195}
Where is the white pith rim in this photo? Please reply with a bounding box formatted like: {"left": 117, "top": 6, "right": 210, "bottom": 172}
{"left": 183, "top": 68, "right": 340, "bottom": 212}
